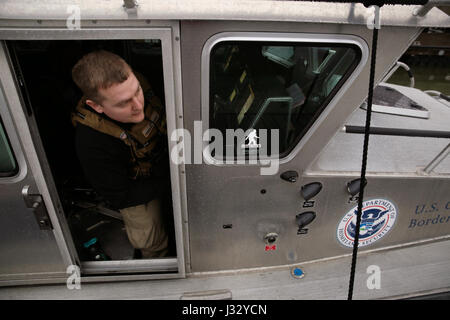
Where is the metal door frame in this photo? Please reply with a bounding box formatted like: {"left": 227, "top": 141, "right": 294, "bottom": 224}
{"left": 0, "top": 22, "right": 187, "bottom": 282}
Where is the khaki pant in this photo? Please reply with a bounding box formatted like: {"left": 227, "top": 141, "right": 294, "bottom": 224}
{"left": 119, "top": 199, "right": 168, "bottom": 259}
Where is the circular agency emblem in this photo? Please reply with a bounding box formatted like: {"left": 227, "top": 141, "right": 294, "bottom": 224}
{"left": 337, "top": 198, "right": 397, "bottom": 248}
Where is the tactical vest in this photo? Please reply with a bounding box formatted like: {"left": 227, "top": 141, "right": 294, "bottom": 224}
{"left": 71, "top": 76, "right": 167, "bottom": 179}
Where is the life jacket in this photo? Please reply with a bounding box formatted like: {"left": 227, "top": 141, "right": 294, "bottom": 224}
{"left": 71, "top": 73, "right": 167, "bottom": 179}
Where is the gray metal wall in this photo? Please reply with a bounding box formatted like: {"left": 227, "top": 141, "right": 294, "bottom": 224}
{"left": 179, "top": 20, "right": 444, "bottom": 272}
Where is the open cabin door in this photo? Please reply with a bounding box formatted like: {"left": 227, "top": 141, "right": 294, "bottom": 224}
{"left": 0, "top": 43, "right": 76, "bottom": 285}
{"left": 0, "top": 25, "right": 185, "bottom": 284}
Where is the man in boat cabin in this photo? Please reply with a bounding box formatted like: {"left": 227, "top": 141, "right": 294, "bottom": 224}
{"left": 71, "top": 50, "right": 169, "bottom": 259}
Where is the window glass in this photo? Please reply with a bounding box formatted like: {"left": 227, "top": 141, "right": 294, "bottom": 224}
{"left": 209, "top": 41, "right": 360, "bottom": 159}
{"left": 0, "top": 117, "right": 18, "bottom": 177}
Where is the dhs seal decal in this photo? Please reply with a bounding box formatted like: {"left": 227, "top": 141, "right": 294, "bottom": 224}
{"left": 337, "top": 199, "right": 397, "bottom": 248}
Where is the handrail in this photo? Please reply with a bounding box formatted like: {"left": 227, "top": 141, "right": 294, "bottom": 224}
{"left": 382, "top": 61, "right": 415, "bottom": 87}
{"left": 345, "top": 125, "right": 450, "bottom": 138}
{"left": 422, "top": 142, "right": 450, "bottom": 174}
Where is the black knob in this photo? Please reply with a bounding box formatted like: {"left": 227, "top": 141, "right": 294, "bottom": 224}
{"left": 346, "top": 178, "right": 367, "bottom": 197}
{"left": 300, "top": 182, "right": 323, "bottom": 200}
{"left": 280, "top": 170, "right": 298, "bottom": 183}
{"left": 296, "top": 211, "right": 316, "bottom": 235}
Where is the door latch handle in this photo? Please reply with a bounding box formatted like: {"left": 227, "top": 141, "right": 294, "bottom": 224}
{"left": 22, "top": 185, "right": 53, "bottom": 230}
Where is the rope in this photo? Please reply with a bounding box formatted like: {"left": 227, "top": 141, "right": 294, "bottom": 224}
{"left": 347, "top": 27, "right": 379, "bottom": 300}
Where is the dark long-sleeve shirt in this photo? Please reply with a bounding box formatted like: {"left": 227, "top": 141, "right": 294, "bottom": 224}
{"left": 74, "top": 120, "right": 168, "bottom": 210}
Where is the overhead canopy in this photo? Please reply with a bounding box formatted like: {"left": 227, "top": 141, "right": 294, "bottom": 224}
{"left": 0, "top": 0, "right": 449, "bottom": 28}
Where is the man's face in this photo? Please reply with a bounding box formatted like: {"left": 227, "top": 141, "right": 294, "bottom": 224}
{"left": 87, "top": 72, "right": 145, "bottom": 124}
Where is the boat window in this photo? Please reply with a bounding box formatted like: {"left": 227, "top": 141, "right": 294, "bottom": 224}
{"left": 209, "top": 41, "right": 360, "bottom": 160}
{"left": 0, "top": 116, "right": 18, "bottom": 177}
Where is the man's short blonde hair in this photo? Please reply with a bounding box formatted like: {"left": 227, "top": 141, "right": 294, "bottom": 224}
{"left": 72, "top": 50, "right": 132, "bottom": 103}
